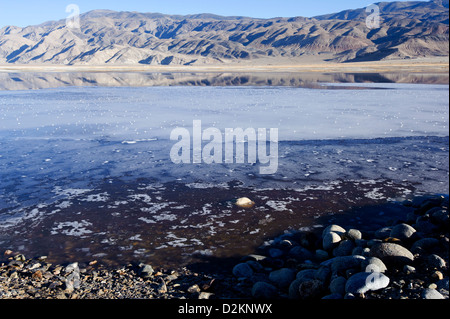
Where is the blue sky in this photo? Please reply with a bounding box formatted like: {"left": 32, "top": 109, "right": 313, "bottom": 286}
{"left": 0, "top": 0, "right": 421, "bottom": 28}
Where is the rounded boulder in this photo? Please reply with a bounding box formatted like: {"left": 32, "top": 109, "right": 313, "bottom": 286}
{"left": 370, "top": 243, "right": 414, "bottom": 266}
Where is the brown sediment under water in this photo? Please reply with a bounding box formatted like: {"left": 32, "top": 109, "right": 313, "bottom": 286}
{"left": 0, "top": 177, "right": 418, "bottom": 269}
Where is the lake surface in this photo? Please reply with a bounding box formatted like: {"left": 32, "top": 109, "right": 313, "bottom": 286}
{"left": 0, "top": 75, "right": 448, "bottom": 268}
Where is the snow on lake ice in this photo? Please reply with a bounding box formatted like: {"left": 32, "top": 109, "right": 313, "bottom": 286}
{"left": 0, "top": 83, "right": 448, "bottom": 267}
{"left": 0, "top": 84, "right": 448, "bottom": 140}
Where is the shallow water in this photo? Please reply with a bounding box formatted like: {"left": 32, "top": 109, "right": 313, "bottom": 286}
{"left": 0, "top": 82, "right": 448, "bottom": 268}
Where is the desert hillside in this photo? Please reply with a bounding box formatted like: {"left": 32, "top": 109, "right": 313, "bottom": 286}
{"left": 0, "top": 0, "right": 448, "bottom": 65}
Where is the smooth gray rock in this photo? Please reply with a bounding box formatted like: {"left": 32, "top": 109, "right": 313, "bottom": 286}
{"left": 252, "top": 282, "right": 278, "bottom": 299}
{"left": 362, "top": 247, "right": 371, "bottom": 257}
{"left": 370, "top": 243, "right": 414, "bottom": 266}
{"left": 315, "top": 249, "right": 329, "bottom": 261}
{"left": 345, "top": 272, "right": 390, "bottom": 294}
{"left": 431, "top": 209, "right": 449, "bottom": 226}
{"left": 315, "top": 266, "right": 331, "bottom": 283}
{"left": 414, "top": 218, "right": 438, "bottom": 234}
{"left": 298, "top": 279, "right": 325, "bottom": 299}
{"left": 246, "top": 260, "right": 264, "bottom": 272}
{"left": 232, "top": 263, "right": 254, "bottom": 278}
{"left": 330, "top": 276, "right": 347, "bottom": 295}
{"left": 411, "top": 238, "right": 440, "bottom": 254}
{"left": 427, "top": 254, "right": 447, "bottom": 270}
{"left": 289, "top": 269, "right": 317, "bottom": 299}
{"left": 333, "top": 240, "right": 355, "bottom": 257}
{"left": 268, "top": 248, "right": 284, "bottom": 258}
{"left": 328, "top": 255, "right": 366, "bottom": 275}
{"left": 422, "top": 288, "right": 445, "bottom": 299}
{"left": 361, "top": 257, "right": 388, "bottom": 273}
{"left": 437, "top": 277, "right": 449, "bottom": 291}
{"left": 288, "top": 279, "right": 302, "bottom": 299}
{"left": 374, "top": 227, "right": 392, "bottom": 239}
{"left": 355, "top": 239, "right": 367, "bottom": 247}
{"left": 352, "top": 246, "right": 364, "bottom": 256}
{"left": 323, "top": 232, "right": 342, "bottom": 251}
{"left": 346, "top": 229, "right": 362, "bottom": 241}
{"left": 296, "top": 269, "right": 317, "bottom": 281}
{"left": 289, "top": 245, "right": 314, "bottom": 261}
{"left": 390, "top": 223, "right": 416, "bottom": 241}
{"left": 269, "top": 268, "right": 295, "bottom": 288}
{"left": 367, "top": 239, "right": 383, "bottom": 247}
{"left": 322, "top": 225, "right": 346, "bottom": 238}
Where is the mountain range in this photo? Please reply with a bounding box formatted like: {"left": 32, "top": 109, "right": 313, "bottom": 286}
{"left": 0, "top": 0, "right": 448, "bottom": 65}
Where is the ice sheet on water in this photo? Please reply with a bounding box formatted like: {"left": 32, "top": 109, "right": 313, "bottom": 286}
{"left": 0, "top": 84, "right": 448, "bottom": 266}
{"left": 0, "top": 84, "right": 448, "bottom": 141}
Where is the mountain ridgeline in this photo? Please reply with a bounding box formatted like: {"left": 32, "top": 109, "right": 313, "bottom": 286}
{"left": 0, "top": 0, "right": 448, "bottom": 65}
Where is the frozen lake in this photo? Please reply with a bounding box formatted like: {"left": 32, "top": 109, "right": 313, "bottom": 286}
{"left": 0, "top": 82, "right": 448, "bottom": 267}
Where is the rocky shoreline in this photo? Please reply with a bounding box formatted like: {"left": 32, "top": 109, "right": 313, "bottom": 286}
{"left": 1, "top": 194, "right": 448, "bottom": 300}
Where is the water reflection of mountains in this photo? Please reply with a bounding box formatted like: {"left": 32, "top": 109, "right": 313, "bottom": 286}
{"left": 0, "top": 72, "right": 448, "bottom": 90}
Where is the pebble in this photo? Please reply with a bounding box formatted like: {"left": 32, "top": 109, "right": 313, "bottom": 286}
{"left": 345, "top": 272, "right": 390, "bottom": 294}
{"left": 198, "top": 292, "right": 214, "bottom": 299}
{"left": 187, "top": 284, "right": 201, "bottom": 294}
{"left": 323, "top": 225, "right": 346, "bottom": 237}
{"left": 315, "top": 266, "right": 331, "bottom": 283}
{"left": 403, "top": 265, "right": 416, "bottom": 275}
{"left": 65, "top": 262, "right": 79, "bottom": 274}
{"left": 431, "top": 209, "right": 449, "bottom": 226}
{"left": 296, "top": 269, "right": 317, "bottom": 282}
{"left": 330, "top": 276, "right": 347, "bottom": 295}
{"left": 436, "top": 279, "right": 449, "bottom": 298}
{"left": 333, "top": 240, "right": 355, "bottom": 257}
{"left": 367, "top": 239, "right": 383, "bottom": 247}
{"left": 323, "top": 232, "right": 342, "bottom": 251}
{"left": 298, "top": 279, "right": 324, "bottom": 300}
{"left": 414, "top": 218, "right": 438, "bottom": 234}
{"left": 346, "top": 229, "right": 362, "bottom": 241}
{"left": 315, "top": 250, "right": 329, "bottom": 261}
{"left": 137, "top": 264, "right": 154, "bottom": 278}
{"left": 389, "top": 223, "right": 416, "bottom": 241}
{"left": 427, "top": 254, "right": 447, "bottom": 270}
{"left": 375, "top": 227, "right": 392, "bottom": 239}
{"left": 422, "top": 288, "right": 445, "bottom": 299}
{"left": 327, "top": 255, "right": 366, "bottom": 276}
{"left": 361, "top": 257, "right": 388, "bottom": 273}
{"left": 232, "top": 263, "right": 253, "bottom": 278}
{"left": 246, "top": 260, "right": 264, "bottom": 272}
{"left": 269, "top": 248, "right": 284, "bottom": 258}
{"left": 428, "top": 283, "right": 438, "bottom": 289}
{"left": 157, "top": 279, "right": 168, "bottom": 294}
{"left": 251, "top": 282, "right": 278, "bottom": 299}
{"left": 289, "top": 269, "right": 317, "bottom": 299}
{"left": 269, "top": 268, "right": 295, "bottom": 288}
{"left": 411, "top": 238, "right": 440, "bottom": 254}
{"left": 288, "top": 246, "right": 314, "bottom": 261}
{"left": 370, "top": 243, "right": 414, "bottom": 266}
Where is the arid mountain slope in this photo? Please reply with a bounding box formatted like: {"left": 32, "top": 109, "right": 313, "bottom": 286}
{"left": 0, "top": 0, "right": 448, "bottom": 65}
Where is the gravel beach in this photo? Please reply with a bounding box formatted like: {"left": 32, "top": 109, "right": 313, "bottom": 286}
{"left": 1, "top": 194, "right": 448, "bottom": 300}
